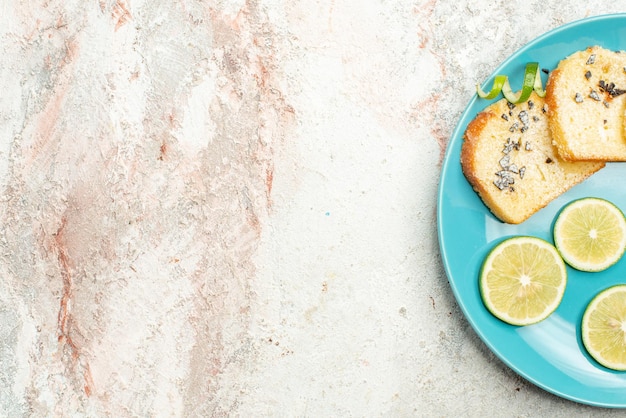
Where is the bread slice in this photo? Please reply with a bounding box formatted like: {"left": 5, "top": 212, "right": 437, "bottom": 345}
{"left": 461, "top": 92, "right": 605, "bottom": 224}
{"left": 545, "top": 45, "right": 626, "bottom": 161}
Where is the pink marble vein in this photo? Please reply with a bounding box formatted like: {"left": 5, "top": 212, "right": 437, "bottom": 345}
{"left": 0, "top": 1, "right": 293, "bottom": 415}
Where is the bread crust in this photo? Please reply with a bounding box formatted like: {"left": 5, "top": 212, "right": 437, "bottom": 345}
{"left": 544, "top": 67, "right": 570, "bottom": 157}
{"left": 460, "top": 110, "right": 490, "bottom": 189}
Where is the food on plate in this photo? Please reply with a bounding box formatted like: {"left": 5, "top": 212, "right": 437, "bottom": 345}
{"left": 582, "top": 285, "right": 626, "bottom": 371}
{"left": 461, "top": 92, "right": 605, "bottom": 224}
{"left": 545, "top": 45, "right": 626, "bottom": 161}
{"left": 553, "top": 197, "right": 626, "bottom": 272}
{"left": 479, "top": 236, "right": 567, "bottom": 326}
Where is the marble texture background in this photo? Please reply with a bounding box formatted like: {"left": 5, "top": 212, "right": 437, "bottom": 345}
{"left": 3, "top": 1, "right": 626, "bottom": 416}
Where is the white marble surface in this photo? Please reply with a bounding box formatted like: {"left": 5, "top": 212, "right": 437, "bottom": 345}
{"left": 3, "top": 1, "right": 626, "bottom": 416}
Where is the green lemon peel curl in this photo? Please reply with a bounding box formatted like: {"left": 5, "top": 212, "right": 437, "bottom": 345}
{"left": 476, "top": 62, "right": 546, "bottom": 104}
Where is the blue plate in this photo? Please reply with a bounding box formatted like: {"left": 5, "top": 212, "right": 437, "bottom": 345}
{"left": 438, "top": 14, "right": 626, "bottom": 407}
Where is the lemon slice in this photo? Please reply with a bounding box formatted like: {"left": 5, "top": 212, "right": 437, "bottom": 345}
{"left": 582, "top": 285, "right": 626, "bottom": 370}
{"left": 479, "top": 236, "right": 567, "bottom": 326}
{"left": 553, "top": 198, "right": 626, "bottom": 272}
